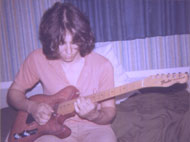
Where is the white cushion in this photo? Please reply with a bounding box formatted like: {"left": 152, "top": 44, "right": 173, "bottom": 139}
{"left": 94, "top": 42, "right": 129, "bottom": 87}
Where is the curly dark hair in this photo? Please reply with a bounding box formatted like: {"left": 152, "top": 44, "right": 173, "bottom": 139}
{"left": 39, "top": 2, "right": 95, "bottom": 60}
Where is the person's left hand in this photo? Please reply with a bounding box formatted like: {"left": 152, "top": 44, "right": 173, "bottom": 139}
{"left": 74, "top": 97, "right": 99, "bottom": 121}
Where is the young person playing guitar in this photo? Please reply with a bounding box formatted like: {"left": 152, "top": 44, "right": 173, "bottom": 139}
{"left": 7, "top": 2, "right": 116, "bottom": 142}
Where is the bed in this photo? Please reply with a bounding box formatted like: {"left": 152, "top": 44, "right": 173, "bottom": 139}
{"left": 112, "top": 83, "right": 190, "bottom": 142}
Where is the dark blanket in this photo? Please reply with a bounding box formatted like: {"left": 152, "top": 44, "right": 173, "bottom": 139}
{"left": 112, "top": 84, "right": 190, "bottom": 142}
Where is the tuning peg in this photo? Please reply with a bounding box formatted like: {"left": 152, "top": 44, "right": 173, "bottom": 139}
{"left": 172, "top": 73, "right": 176, "bottom": 77}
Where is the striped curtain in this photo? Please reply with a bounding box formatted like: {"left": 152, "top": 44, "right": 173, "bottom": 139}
{"left": 0, "top": 0, "right": 62, "bottom": 81}
{"left": 1, "top": 0, "right": 190, "bottom": 82}
{"left": 65, "top": 0, "right": 190, "bottom": 42}
{"left": 104, "top": 34, "right": 190, "bottom": 71}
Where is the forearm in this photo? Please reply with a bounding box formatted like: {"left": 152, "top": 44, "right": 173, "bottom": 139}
{"left": 7, "top": 88, "right": 34, "bottom": 112}
{"left": 89, "top": 107, "right": 116, "bottom": 125}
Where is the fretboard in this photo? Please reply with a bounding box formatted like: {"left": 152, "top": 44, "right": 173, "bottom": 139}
{"left": 57, "top": 80, "right": 144, "bottom": 115}
{"left": 56, "top": 72, "right": 188, "bottom": 115}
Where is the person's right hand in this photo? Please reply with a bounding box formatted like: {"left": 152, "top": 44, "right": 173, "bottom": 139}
{"left": 27, "top": 102, "right": 54, "bottom": 125}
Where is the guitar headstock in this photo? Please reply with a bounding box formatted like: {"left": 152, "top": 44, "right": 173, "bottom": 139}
{"left": 143, "top": 72, "right": 189, "bottom": 87}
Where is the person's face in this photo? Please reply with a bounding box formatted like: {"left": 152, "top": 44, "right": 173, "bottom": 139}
{"left": 59, "top": 32, "right": 81, "bottom": 62}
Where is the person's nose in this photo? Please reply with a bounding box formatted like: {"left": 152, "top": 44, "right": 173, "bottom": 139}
{"left": 65, "top": 44, "right": 72, "bottom": 54}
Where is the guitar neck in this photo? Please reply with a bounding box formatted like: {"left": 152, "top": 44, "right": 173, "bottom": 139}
{"left": 57, "top": 79, "right": 144, "bottom": 115}
{"left": 89, "top": 80, "right": 144, "bottom": 102}
{"left": 56, "top": 72, "right": 188, "bottom": 115}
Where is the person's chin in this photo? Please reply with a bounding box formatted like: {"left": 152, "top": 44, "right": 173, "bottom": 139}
{"left": 62, "top": 57, "right": 74, "bottom": 62}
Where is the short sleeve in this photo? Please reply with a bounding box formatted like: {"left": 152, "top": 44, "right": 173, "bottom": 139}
{"left": 11, "top": 51, "right": 40, "bottom": 92}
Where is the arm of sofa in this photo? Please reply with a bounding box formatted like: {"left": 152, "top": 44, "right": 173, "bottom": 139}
{"left": 1, "top": 107, "right": 17, "bottom": 142}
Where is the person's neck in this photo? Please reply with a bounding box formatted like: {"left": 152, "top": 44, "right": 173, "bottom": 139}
{"left": 62, "top": 56, "right": 84, "bottom": 68}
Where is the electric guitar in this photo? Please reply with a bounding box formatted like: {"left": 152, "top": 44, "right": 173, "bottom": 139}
{"left": 8, "top": 73, "right": 189, "bottom": 142}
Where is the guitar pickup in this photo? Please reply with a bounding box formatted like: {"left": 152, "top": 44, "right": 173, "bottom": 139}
{"left": 14, "top": 128, "right": 38, "bottom": 139}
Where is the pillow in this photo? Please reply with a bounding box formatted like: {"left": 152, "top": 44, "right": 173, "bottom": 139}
{"left": 94, "top": 42, "right": 129, "bottom": 87}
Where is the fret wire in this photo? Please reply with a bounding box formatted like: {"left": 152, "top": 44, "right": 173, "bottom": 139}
{"left": 57, "top": 79, "right": 148, "bottom": 115}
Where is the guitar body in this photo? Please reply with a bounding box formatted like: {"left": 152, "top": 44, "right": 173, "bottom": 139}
{"left": 8, "top": 86, "right": 79, "bottom": 142}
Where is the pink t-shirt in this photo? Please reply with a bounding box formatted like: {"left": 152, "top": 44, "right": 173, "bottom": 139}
{"left": 11, "top": 48, "right": 114, "bottom": 124}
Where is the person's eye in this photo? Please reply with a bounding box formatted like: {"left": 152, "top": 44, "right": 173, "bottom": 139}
{"left": 59, "top": 40, "right": 64, "bottom": 45}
